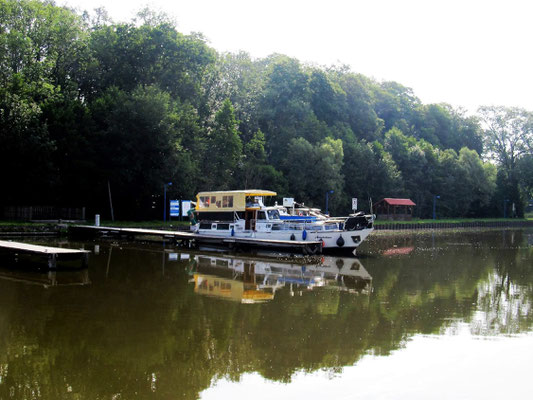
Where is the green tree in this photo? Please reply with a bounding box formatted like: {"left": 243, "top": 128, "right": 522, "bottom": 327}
{"left": 202, "top": 52, "right": 264, "bottom": 143}
{"left": 416, "top": 104, "right": 483, "bottom": 154}
{"left": 0, "top": 0, "right": 88, "bottom": 205}
{"left": 517, "top": 155, "right": 533, "bottom": 200}
{"left": 330, "top": 68, "right": 383, "bottom": 141}
{"left": 457, "top": 147, "right": 496, "bottom": 216}
{"left": 342, "top": 140, "right": 403, "bottom": 209}
{"left": 258, "top": 55, "right": 311, "bottom": 165}
{"left": 478, "top": 105, "right": 533, "bottom": 217}
{"left": 282, "top": 137, "right": 344, "bottom": 213}
{"left": 203, "top": 99, "right": 242, "bottom": 190}
{"left": 240, "top": 129, "right": 288, "bottom": 192}
{"left": 86, "top": 22, "right": 215, "bottom": 104}
{"left": 89, "top": 85, "right": 184, "bottom": 219}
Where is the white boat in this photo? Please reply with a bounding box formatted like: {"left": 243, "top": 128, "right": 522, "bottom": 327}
{"left": 189, "top": 190, "right": 374, "bottom": 251}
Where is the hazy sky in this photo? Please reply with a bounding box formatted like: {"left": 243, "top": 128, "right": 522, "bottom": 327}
{"left": 60, "top": 0, "right": 533, "bottom": 113}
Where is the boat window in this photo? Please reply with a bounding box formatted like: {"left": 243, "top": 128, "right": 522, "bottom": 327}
{"left": 222, "top": 195, "right": 234, "bottom": 208}
{"left": 199, "top": 196, "right": 210, "bottom": 208}
{"left": 211, "top": 196, "right": 216, "bottom": 205}
{"left": 199, "top": 222, "right": 211, "bottom": 229}
{"left": 257, "top": 211, "right": 267, "bottom": 220}
{"left": 217, "top": 223, "right": 230, "bottom": 230}
{"left": 267, "top": 210, "right": 280, "bottom": 220}
{"left": 324, "top": 224, "right": 338, "bottom": 230}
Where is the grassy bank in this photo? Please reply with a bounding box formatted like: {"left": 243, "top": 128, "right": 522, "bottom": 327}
{"left": 374, "top": 217, "right": 532, "bottom": 225}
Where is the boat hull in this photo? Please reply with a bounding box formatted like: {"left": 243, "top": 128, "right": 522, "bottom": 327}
{"left": 193, "top": 227, "right": 373, "bottom": 250}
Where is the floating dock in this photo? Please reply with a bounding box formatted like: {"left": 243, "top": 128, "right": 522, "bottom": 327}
{"left": 0, "top": 240, "right": 89, "bottom": 269}
{"left": 68, "top": 225, "right": 323, "bottom": 254}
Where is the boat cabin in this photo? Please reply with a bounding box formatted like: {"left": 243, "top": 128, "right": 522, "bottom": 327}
{"left": 195, "top": 189, "right": 279, "bottom": 230}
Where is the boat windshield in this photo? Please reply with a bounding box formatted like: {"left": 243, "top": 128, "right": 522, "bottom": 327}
{"left": 267, "top": 209, "right": 281, "bottom": 220}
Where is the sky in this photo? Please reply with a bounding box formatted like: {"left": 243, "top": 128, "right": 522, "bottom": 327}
{"left": 59, "top": 0, "right": 533, "bottom": 113}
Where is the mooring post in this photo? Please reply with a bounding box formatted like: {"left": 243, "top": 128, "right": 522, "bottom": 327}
{"left": 48, "top": 253, "right": 57, "bottom": 270}
{"left": 82, "top": 252, "right": 89, "bottom": 268}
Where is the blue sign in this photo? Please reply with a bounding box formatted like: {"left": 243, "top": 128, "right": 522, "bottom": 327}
{"left": 170, "top": 200, "right": 180, "bottom": 217}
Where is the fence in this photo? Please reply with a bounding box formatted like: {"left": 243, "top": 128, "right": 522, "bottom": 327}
{"left": 3, "top": 206, "right": 86, "bottom": 221}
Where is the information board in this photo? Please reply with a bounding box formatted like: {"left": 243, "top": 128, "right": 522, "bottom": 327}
{"left": 181, "top": 200, "right": 192, "bottom": 217}
{"left": 169, "top": 200, "right": 180, "bottom": 217}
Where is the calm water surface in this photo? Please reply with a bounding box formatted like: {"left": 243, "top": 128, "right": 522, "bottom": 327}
{"left": 0, "top": 229, "right": 532, "bottom": 399}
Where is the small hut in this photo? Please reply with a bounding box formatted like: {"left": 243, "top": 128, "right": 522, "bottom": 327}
{"left": 374, "top": 198, "right": 416, "bottom": 221}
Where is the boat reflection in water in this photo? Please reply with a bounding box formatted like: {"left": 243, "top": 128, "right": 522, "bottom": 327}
{"left": 187, "top": 253, "right": 372, "bottom": 303}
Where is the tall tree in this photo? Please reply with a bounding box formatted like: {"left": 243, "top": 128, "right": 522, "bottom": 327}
{"left": 0, "top": 0, "right": 88, "bottom": 205}
{"left": 478, "top": 105, "right": 533, "bottom": 216}
{"left": 89, "top": 85, "right": 183, "bottom": 219}
{"left": 457, "top": 147, "right": 496, "bottom": 216}
{"left": 203, "top": 99, "right": 242, "bottom": 190}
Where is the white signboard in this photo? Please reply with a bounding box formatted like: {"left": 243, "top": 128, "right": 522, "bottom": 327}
{"left": 181, "top": 200, "right": 192, "bottom": 217}
{"left": 283, "top": 197, "right": 295, "bottom": 207}
{"left": 352, "top": 197, "right": 358, "bottom": 211}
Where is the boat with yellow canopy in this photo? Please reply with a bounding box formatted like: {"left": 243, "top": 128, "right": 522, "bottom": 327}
{"left": 189, "top": 189, "right": 374, "bottom": 252}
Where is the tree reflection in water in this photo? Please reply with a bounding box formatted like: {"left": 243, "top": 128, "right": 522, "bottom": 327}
{"left": 0, "top": 229, "right": 531, "bottom": 399}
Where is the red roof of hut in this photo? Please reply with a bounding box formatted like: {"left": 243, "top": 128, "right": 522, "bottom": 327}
{"left": 379, "top": 198, "right": 416, "bottom": 206}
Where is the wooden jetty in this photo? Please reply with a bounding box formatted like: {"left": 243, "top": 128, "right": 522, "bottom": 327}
{"left": 68, "top": 225, "right": 323, "bottom": 254}
{"left": 0, "top": 240, "right": 89, "bottom": 269}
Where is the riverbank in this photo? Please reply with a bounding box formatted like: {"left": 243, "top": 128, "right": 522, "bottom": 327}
{"left": 374, "top": 218, "right": 533, "bottom": 230}
{"left": 0, "top": 218, "right": 531, "bottom": 236}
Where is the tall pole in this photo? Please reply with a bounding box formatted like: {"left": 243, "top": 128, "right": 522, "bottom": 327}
{"left": 107, "top": 180, "right": 115, "bottom": 222}
{"left": 325, "top": 190, "right": 334, "bottom": 215}
{"left": 163, "top": 182, "right": 172, "bottom": 222}
{"left": 433, "top": 195, "right": 440, "bottom": 220}
{"left": 503, "top": 199, "right": 508, "bottom": 218}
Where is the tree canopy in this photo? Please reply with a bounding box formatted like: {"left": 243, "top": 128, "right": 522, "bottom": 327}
{"left": 1, "top": 0, "right": 531, "bottom": 219}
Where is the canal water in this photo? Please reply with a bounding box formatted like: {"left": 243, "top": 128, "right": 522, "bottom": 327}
{"left": 0, "top": 229, "right": 532, "bottom": 399}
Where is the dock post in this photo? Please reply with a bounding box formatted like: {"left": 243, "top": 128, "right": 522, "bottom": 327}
{"left": 48, "top": 253, "right": 57, "bottom": 270}
{"left": 81, "top": 252, "right": 89, "bottom": 268}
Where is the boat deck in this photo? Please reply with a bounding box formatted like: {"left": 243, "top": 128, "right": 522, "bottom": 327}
{"left": 68, "top": 225, "right": 323, "bottom": 254}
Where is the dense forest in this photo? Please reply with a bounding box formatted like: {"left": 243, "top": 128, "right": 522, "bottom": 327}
{"left": 1, "top": 0, "right": 532, "bottom": 219}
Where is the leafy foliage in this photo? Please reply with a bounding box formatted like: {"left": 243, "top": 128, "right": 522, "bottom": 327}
{"left": 1, "top": 0, "right": 531, "bottom": 219}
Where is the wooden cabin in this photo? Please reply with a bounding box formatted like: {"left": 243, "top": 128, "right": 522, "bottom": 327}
{"left": 374, "top": 198, "right": 416, "bottom": 221}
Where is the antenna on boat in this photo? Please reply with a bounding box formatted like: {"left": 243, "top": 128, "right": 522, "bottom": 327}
{"left": 369, "top": 197, "right": 373, "bottom": 215}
